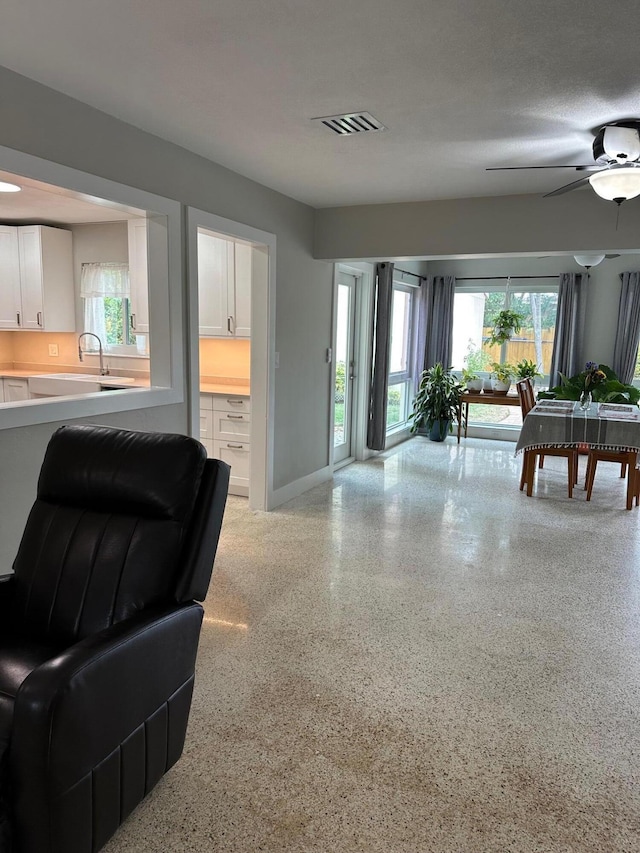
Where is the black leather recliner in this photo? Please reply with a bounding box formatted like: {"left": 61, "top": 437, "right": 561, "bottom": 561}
{"left": 0, "top": 424, "right": 230, "bottom": 853}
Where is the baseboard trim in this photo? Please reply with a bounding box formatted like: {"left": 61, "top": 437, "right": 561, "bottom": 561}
{"left": 269, "top": 465, "right": 333, "bottom": 509}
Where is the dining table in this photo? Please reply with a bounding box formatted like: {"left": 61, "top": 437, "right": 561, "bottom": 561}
{"left": 515, "top": 399, "right": 640, "bottom": 507}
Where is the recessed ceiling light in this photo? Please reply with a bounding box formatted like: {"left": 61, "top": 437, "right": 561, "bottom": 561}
{"left": 0, "top": 182, "right": 21, "bottom": 193}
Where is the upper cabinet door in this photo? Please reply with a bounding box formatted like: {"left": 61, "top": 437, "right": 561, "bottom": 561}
{"left": 18, "top": 226, "right": 74, "bottom": 332}
{"left": 18, "top": 225, "right": 45, "bottom": 330}
{"left": 198, "top": 231, "right": 233, "bottom": 337}
{"left": 232, "top": 242, "right": 252, "bottom": 338}
{"left": 128, "top": 219, "right": 149, "bottom": 335}
{"left": 0, "top": 227, "right": 21, "bottom": 329}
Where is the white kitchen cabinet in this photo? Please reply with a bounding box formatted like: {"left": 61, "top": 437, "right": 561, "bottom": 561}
{"left": 0, "top": 225, "right": 74, "bottom": 331}
{"left": 199, "top": 392, "right": 250, "bottom": 495}
{"left": 127, "top": 219, "right": 149, "bottom": 335}
{"left": 197, "top": 232, "right": 251, "bottom": 338}
{"left": 3, "top": 378, "right": 30, "bottom": 402}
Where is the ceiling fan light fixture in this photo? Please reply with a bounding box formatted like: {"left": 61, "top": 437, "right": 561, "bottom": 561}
{"left": 574, "top": 253, "right": 606, "bottom": 269}
{"left": 588, "top": 165, "right": 640, "bottom": 202}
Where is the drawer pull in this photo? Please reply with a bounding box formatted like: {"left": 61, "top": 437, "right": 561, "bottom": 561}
{"left": 227, "top": 443, "right": 244, "bottom": 449}
{"left": 226, "top": 414, "right": 243, "bottom": 419}
{"left": 227, "top": 399, "right": 244, "bottom": 404}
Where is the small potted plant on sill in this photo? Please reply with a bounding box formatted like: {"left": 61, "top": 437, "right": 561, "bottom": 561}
{"left": 461, "top": 368, "right": 483, "bottom": 392}
{"left": 410, "top": 363, "right": 463, "bottom": 442}
{"left": 515, "top": 358, "right": 542, "bottom": 387}
{"left": 490, "top": 362, "right": 516, "bottom": 395}
{"left": 488, "top": 309, "right": 525, "bottom": 347}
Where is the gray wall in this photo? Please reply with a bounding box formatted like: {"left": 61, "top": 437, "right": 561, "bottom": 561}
{"left": 0, "top": 65, "right": 334, "bottom": 567}
{"left": 315, "top": 193, "right": 640, "bottom": 260}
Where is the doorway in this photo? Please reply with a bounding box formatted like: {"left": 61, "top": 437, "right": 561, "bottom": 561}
{"left": 187, "top": 208, "right": 276, "bottom": 511}
{"left": 333, "top": 270, "right": 359, "bottom": 467}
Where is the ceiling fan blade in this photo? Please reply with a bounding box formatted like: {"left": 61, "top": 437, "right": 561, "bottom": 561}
{"left": 486, "top": 165, "right": 599, "bottom": 171}
{"left": 543, "top": 175, "right": 593, "bottom": 197}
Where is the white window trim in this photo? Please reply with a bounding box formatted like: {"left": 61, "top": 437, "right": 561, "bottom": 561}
{"left": 0, "top": 145, "right": 183, "bottom": 430}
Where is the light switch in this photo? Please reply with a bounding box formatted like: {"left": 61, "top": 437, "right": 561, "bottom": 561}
{"left": 48, "top": 344, "right": 59, "bottom": 357}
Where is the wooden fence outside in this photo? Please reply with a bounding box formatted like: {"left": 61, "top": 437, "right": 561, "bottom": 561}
{"left": 482, "top": 327, "right": 556, "bottom": 370}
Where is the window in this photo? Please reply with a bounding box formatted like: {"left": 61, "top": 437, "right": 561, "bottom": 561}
{"left": 387, "top": 282, "right": 416, "bottom": 432}
{"left": 451, "top": 281, "right": 559, "bottom": 429}
{"left": 81, "top": 262, "right": 147, "bottom": 355}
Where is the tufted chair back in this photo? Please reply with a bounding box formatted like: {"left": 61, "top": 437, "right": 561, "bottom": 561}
{"left": 10, "top": 424, "right": 221, "bottom": 646}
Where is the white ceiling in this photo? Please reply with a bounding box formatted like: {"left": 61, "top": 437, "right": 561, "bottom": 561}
{"left": 2, "top": 0, "right": 640, "bottom": 208}
{"left": 0, "top": 170, "right": 139, "bottom": 224}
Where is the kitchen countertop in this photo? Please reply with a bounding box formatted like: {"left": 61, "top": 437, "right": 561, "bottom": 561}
{"left": 200, "top": 383, "right": 250, "bottom": 396}
{"left": 0, "top": 370, "right": 249, "bottom": 396}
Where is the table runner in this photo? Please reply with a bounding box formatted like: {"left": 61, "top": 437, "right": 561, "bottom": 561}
{"left": 516, "top": 403, "right": 640, "bottom": 455}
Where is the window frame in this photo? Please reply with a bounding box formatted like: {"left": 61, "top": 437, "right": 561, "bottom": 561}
{"left": 386, "top": 279, "right": 418, "bottom": 433}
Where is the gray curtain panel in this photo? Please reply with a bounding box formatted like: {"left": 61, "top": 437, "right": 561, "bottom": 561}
{"left": 549, "top": 272, "right": 586, "bottom": 386}
{"left": 612, "top": 272, "right": 640, "bottom": 384}
{"left": 367, "top": 262, "right": 394, "bottom": 451}
{"left": 420, "top": 275, "right": 456, "bottom": 371}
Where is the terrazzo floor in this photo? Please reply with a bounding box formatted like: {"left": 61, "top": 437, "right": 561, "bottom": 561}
{"left": 104, "top": 437, "right": 640, "bottom": 852}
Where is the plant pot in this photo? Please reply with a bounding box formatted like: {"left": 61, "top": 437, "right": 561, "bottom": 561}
{"left": 482, "top": 378, "right": 494, "bottom": 394}
{"left": 429, "top": 419, "right": 450, "bottom": 441}
{"left": 466, "top": 379, "right": 483, "bottom": 392}
{"left": 492, "top": 378, "right": 511, "bottom": 394}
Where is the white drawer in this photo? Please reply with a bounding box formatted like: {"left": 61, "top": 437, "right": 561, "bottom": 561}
{"left": 200, "top": 409, "right": 213, "bottom": 441}
{"left": 199, "top": 394, "right": 214, "bottom": 411}
{"left": 201, "top": 438, "right": 214, "bottom": 458}
{"left": 212, "top": 394, "right": 251, "bottom": 414}
{"left": 214, "top": 439, "right": 250, "bottom": 493}
{"left": 213, "top": 410, "right": 250, "bottom": 443}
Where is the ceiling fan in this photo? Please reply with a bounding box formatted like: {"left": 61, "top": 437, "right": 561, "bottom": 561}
{"left": 488, "top": 120, "right": 640, "bottom": 203}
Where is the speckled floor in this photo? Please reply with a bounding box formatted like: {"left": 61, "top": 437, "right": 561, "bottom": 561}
{"left": 104, "top": 438, "right": 640, "bottom": 852}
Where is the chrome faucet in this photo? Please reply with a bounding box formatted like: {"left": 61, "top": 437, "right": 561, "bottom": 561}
{"left": 78, "top": 332, "right": 109, "bottom": 376}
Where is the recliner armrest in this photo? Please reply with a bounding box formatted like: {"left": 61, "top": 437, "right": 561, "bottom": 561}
{"left": 11, "top": 601, "right": 204, "bottom": 853}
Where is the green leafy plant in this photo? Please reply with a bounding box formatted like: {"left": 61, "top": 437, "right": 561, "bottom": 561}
{"left": 488, "top": 309, "right": 525, "bottom": 346}
{"left": 410, "top": 363, "right": 463, "bottom": 435}
{"left": 462, "top": 368, "right": 479, "bottom": 382}
{"left": 463, "top": 342, "right": 491, "bottom": 374}
{"left": 538, "top": 363, "right": 640, "bottom": 405}
{"left": 515, "top": 358, "right": 542, "bottom": 380}
{"left": 490, "top": 362, "right": 516, "bottom": 383}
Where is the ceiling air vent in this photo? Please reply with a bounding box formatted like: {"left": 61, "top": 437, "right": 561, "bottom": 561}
{"left": 311, "top": 112, "right": 386, "bottom": 136}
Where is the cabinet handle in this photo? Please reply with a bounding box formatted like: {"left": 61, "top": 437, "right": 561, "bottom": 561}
{"left": 226, "top": 414, "right": 243, "bottom": 419}
{"left": 37, "top": 311, "right": 43, "bottom": 327}
{"left": 131, "top": 313, "right": 136, "bottom": 330}
{"left": 227, "top": 316, "right": 232, "bottom": 334}
{"left": 227, "top": 443, "right": 244, "bottom": 449}
{"left": 227, "top": 399, "right": 244, "bottom": 404}
{"left": 16, "top": 312, "right": 20, "bottom": 326}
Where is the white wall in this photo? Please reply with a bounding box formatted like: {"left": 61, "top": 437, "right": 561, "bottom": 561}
{"left": 0, "top": 65, "right": 334, "bottom": 567}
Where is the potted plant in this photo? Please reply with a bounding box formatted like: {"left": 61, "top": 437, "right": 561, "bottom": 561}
{"left": 490, "top": 362, "right": 516, "bottom": 394}
{"left": 539, "top": 363, "right": 640, "bottom": 405}
{"left": 515, "top": 358, "right": 542, "bottom": 386}
{"left": 461, "top": 368, "right": 483, "bottom": 392}
{"left": 488, "top": 309, "right": 525, "bottom": 347}
{"left": 410, "top": 363, "right": 463, "bottom": 441}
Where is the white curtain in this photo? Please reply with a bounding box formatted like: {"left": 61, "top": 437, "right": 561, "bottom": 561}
{"left": 81, "top": 263, "right": 130, "bottom": 343}
{"left": 80, "top": 262, "right": 130, "bottom": 297}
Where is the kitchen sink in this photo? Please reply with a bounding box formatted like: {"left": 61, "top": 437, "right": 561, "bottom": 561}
{"left": 28, "top": 373, "right": 138, "bottom": 397}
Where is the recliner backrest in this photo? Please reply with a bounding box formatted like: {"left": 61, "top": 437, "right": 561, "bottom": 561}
{"left": 11, "top": 424, "right": 223, "bottom": 645}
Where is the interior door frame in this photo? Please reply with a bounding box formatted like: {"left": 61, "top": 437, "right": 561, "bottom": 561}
{"left": 331, "top": 262, "right": 375, "bottom": 468}
{"left": 186, "top": 207, "right": 276, "bottom": 511}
